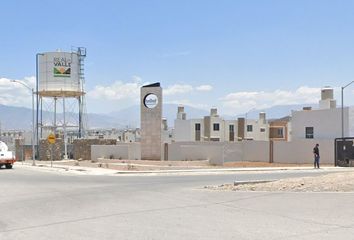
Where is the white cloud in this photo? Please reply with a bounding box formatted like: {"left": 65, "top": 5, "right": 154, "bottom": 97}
{"left": 163, "top": 84, "right": 213, "bottom": 96}
{"left": 220, "top": 86, "right": 322, "bottom": 115}
{"left": 87, "top": 81, "right": 213, "bottom": 112}
{"left": 0, "top": 77, "right": 334, "bottom": 118}
{"left": 87, "top": 77, "right": 145, "bottom": 101}
{"left": 163, "top": 84, "right": 194, "bottom": 96}
{"left": 196, "top": 85, "right": 213, "bottom": 92}
{"left": 89, "top": 80, "right": 213, "bottom": 100}
{"left": 131, "top": 75, "right": 142, "bottom": 84}
{"left": 0, "top": 76, "right": 35, "bottom": 107}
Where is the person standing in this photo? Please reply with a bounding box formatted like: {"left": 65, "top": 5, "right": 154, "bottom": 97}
{"left": 313, "top": 143, "right": 320, "bottom": 169}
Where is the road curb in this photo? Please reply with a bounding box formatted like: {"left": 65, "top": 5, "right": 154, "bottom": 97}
{"left": 15, "top": 162, "right": 351, "bottom": 176}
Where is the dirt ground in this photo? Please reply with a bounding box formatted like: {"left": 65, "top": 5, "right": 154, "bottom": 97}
{"left": 32, "top": 159, "right": 330, "bottom": 171}
{"left": 205, "top": 171, "right": 354, "bottom": 192}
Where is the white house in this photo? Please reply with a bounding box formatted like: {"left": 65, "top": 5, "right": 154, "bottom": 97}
{"left": 290, "top": 87, "right": 351, "bottom": 140}
{"left": 244, "top": 112, "right": 269, "bottom": 141}
{"left": 173, "top": 106, "right": 269, "bottom": 142}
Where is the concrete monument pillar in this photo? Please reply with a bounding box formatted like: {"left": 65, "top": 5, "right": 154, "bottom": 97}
{"left": 140, "top": 83, "right": 162, "bottom": 160}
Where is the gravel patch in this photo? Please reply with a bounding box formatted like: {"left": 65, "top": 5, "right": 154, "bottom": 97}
{"left": 205, "top": 171, "right": 354, "bottom": 192}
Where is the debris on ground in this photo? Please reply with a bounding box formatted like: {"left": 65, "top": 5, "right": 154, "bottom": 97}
{"left": 205, "top": 171, "right": 354, "bottom": 192}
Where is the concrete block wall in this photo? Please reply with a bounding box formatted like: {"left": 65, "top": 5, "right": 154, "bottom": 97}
{"left": 168, "top": 142, "right": 243, "bottom": 165}
{"left": 91, "top": 143, "right": 141, "bottom": 161}
{"left": 127, "top": 143, "right": 141, "bottom": 160}
{"left": 273, "top": 139, "right": 334, "bottom": 164}
{"left": 167, "top": 140, "right": 334, "bottom": 165}
{"left": 73, "top": 139, "right": 117, "bottom": 160}
{"left": 91, "top": 145, "right": 128, "bottom": 160}
{"left": 168, "top": 141, "right": 269, "bottom": 163}
{"left": 243, "top": 141, "right": 270, "bottom": 162}
{"left": 86, "top": 139, "right": 335, "bottom": 165}
{"left": 39, "top": 139, "right": 64, "bottom": 161}
{"left": 14, "top": 139, "right": 36, "bottom": 161}
{"left": 169, "top": 142, "right": 220, "bottom": 161}
{"left": 223, "top": 144, "right": 243, "bottom": 162}
{"left": 15, "top": 138, "right": 24, "bottom": 161}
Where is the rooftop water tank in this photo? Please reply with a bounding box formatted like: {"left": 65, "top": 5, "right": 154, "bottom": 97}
{"left": 321, "top": 87, "right": 333, "bottom": 100}
{"left": 210, "top": 107, "right": 218, "bottom": 117}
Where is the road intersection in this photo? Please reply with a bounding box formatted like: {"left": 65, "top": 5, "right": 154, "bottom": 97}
{"left": 1, "top": 165, "right": 353, "bottom": 239}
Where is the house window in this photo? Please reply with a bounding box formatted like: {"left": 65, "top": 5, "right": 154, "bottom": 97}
{"left": 260, "top": 128, "right": 265, "bottom": 132}
{"left": 229, "top": 125, "right": 234, "bottom": 132}
{"left": 277, "top": 128, "right": 284, "bottom": 137}
{"left": 195, "top": 123, "right": 201, "bottom": 141}
{"left": 247, "top": 125, "right": 253, "bottom": 132}
{"left": 305, "top": 127, "right": 314, "bottom": 139}
{"left": 229, "top": 125, "right": 235, "bottom": 141}
{"left": 213, "top": 123, "right": 220, "bottom": 131}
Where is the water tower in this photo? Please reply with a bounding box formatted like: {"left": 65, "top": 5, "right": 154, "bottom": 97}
{"left": 36, "top": 47, "right": 86, "bottom": 158}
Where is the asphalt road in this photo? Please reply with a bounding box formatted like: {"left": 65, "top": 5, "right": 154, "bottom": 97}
{"left": 1, "top": 165, "right": 353, "bottom": 240}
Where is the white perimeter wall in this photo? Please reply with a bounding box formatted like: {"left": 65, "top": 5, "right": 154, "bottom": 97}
{"left": 168, "top": 141, "right": 269, "bottom": 165}
{"left": 168, "top": 142, "right": 224, "bottom": 165}
{"left": 90, "top": 140, "right": 334, "bottom": 165}
{"left": 273, "top": 139, "right": 334, "bottom": 164}
{"left": 168, "top": 140, "right": 334, "bottom": 165}
{"left": 91, "top": 143, "right": 141, "bottom": 161}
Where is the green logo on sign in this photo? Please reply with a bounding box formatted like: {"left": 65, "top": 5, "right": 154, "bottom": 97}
{"left": 54, "top": 67, "right": 71, "bottom": 77}
{"left": 53, "top": 57, "right": 71, "bottom": 78}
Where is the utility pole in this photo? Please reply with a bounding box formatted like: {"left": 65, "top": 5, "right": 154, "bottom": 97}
{"left": 11, "top": 80, "right": 36, "bottom": 166}
{"left": 341, "top": 81, "right": 354, "bottom": 139}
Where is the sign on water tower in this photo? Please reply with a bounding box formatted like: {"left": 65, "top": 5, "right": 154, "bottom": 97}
{"left": 38, "top": 52, "right": 81, "bottom": 96}
{"left": 53, "top": 56, "right": 72, "bottom": 78}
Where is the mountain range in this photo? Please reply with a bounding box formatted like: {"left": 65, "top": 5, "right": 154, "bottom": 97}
{"left": 0, "top": 103, "right": 318, "bottom": 130}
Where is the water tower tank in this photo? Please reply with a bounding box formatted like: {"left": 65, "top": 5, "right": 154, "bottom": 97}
{"left": 38, "top": 52, "right": 83, "bottom": 97}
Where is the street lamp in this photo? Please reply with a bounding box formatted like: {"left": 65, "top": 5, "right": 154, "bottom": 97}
{"left": 11, "top": 80, "right": 36, "bottom": 166}
{"left": 341, "top": 81, "right": 354, "bottom": 138}
{"left": 36, "top": 53, "right": 44, "bottom": 163}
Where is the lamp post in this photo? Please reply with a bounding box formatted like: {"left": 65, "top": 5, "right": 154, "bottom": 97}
{"left": 341, "top": 81, "right": 354, "bottom": 139}
{"left": 35, "top": 53, "right": 44, "bottom": 163}
{"left": 11, "top": 80, "right": 36, "bottom": 166}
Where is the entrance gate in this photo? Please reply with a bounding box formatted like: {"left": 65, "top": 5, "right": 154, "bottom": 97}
{"left": 335, "top": 138, "right": 354, "bottom": 167}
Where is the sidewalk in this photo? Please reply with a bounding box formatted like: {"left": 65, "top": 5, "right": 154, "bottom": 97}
{"left": 14, "top": 161, "right": 351, "bottom": 176}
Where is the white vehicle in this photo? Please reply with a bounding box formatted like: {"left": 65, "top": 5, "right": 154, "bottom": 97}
{"left": 0, "top": 141, "right": 15, "bottom": 169}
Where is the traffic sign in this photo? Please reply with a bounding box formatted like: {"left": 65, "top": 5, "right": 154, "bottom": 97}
{"left": 48, "top": 133, "right": 56, "bottom": 144}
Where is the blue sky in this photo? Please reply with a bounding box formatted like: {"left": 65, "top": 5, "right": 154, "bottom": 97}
{"left": 1, "top": 0, "right": 354, "bottom": 115}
